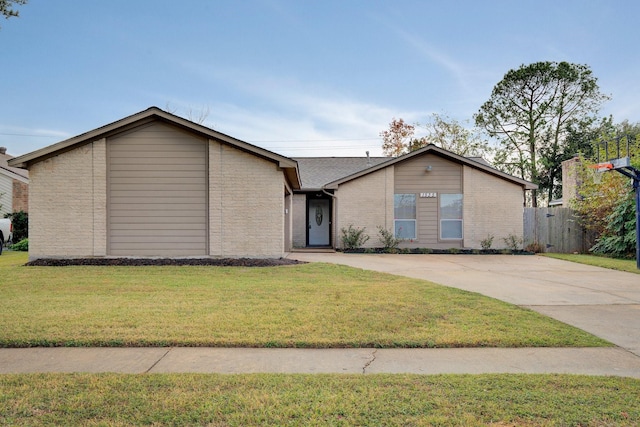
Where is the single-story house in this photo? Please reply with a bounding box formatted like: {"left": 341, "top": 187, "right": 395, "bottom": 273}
{"left": 9, "top": 107, "right": 536, "bottom": 260}
{"left": 293, "top": 146, "right": 536, "bottom": 250}
{"left": 0, "top": 147, "right": 29, "bottom": 216}
{"left": 8, "top": 107, "right": 299, "bottom": 259}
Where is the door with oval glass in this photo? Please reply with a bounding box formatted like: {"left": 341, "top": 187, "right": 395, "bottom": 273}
{"left": 308, "top": 198, "right": 331, "bottom": 246}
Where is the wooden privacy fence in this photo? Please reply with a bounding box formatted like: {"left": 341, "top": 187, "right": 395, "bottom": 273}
{"left": 524, "top": 207, "right": 596, "bottom": 253}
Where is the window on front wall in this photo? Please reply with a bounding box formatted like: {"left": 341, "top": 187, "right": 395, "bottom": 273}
{"left": 394, "top": 193, "right": 416, "bottom": 239}
{"left": 440, "top": 194, "right": 463, "bottom": 240}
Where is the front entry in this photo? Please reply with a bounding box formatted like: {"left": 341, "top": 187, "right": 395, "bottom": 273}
{"left": 308, "top": 198, "right": 331, "bottom": 246}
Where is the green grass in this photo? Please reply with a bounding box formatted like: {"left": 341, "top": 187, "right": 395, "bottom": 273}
{"left": 1, "top": 373, "right": 639, "bottom": 426}
{"left": 0, "top": 251, "right": 607, "bottom": 348}
{"left": 542, "top": 253, "right": 640, "bottom": 274}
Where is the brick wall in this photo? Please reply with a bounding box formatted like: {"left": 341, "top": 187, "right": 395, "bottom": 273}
{"left": 209, "top": 141, "right": 285, "bottom": 258}
{"left": 292, "top": 193, "right": 307, "bottom": 248}
{"left": 334, "top": 167, "right": 394, "bottom": 249}
{"left": 463, "top": 165, "right": 525, "bottom": 249}
{"left": 29, "top": 143, "right": 100, "bottom": 259}
{"left": 11, "top": 180, "right": 28, "bottom": 213}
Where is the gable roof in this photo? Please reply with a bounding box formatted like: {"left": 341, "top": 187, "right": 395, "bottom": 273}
{"left": 0, "top": 150, "right": 29, "bottom": 183}
{"left": 8, "top": 107, "right": 300, "bottom": 189}
{"left": 323, "top": 144, "right": 538, "bottom": 190}
{"left": 293, "top": 156, "right": 391, "bottom": 190}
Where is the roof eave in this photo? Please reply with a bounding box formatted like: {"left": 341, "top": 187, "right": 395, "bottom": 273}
{"left": 322, "top": 144, "right": 537, "bottom": 190}
{"left": 7, "top": 107, "right": 300, "bottom": 174}
{"left": 0, "top": 166, "right": 29, "bottom": 183}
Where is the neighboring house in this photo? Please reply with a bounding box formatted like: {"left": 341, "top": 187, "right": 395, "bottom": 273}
{"left": 0, "top": 147, "right": 29, "bottom": 216}
{"left": 9, "top": 107, "right": 536, "bottom": 260}
{"left": 293, "top": 145, "right": 537, "bottom": 250}
{"left": 8, "top": 107, "right": 299, "bottom": 260}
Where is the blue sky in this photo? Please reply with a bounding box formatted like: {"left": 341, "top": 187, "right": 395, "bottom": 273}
{"left": 1, "top": 0, "right": 639, "bottom": 157}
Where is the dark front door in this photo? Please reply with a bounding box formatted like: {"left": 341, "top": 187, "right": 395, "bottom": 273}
{"left": 308, "top": 198, "right": 331, "bottom": 246}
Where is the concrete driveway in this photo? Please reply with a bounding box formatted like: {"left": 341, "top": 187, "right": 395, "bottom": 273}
{"left": 288, "top": 253, "right": 640, "bottom": 356}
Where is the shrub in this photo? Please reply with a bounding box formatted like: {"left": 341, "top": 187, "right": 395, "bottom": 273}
{"left": 480, "top": 234, "right": 494, "bottom": 250}
{"left": 502, "top": 234, "right": 523, "bottom": 251}
{"left": 11, "top": 238, "right": 28, "bottom": 251}
{"left": 525, "top": 241, "right": 545, "bottom": 253}
{"left": 340, "top": 225, "right": 370, "bottom": 250}
{"left": 590, "top": 193, "right": 636, "bottom": 258}
{"left": 448, "top": 247, "right": 461, "bottom": 254}
{"left": 377, "top": 226, "right": 401, "bottom": 250}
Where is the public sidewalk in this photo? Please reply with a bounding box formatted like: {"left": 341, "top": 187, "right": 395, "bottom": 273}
{"left": 1, "top": 347, "right": 640, "bottom": 377}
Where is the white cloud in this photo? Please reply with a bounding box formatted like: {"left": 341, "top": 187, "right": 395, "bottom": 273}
{"left": 165, "top": 65, "right": 433, "bottom": 157}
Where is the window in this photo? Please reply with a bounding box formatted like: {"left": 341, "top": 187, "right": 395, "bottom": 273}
{"left": 394, "top": 194, "right": 416, "bottom": 239}
{"left": 440, "top": 194, "right": 463, "bottom": 240}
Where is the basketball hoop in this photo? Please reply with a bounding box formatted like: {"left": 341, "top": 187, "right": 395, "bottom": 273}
{"left": 588, "top": 162, "right": 613, "bottom": 184}
{"left": 588, "top": 162, "right": 614, "bottom": 173}
{"left": 593, "top": 169, "right": 604, "bottom": 184}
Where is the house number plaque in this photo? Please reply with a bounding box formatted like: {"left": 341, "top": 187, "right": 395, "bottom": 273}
{"left": 420, "top": 192, "right": 437, "bottom": 198}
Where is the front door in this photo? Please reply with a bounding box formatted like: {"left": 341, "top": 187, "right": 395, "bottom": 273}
{"left": 308, "top": 199, "right": 331, "bottom": 246}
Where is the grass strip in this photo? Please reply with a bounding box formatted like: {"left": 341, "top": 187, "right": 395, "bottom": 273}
{"left": 0, "top": 373, "right": 638, "bottom": 426}
{"left": 0, "top": 252, "right": 607, "bottom": 348}
{"left": 542, "top": 253, "right": 640, "bottom": 274}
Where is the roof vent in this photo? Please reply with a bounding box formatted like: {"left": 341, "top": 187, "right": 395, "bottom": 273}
{"left": 0, "top": 147, "right": 6, "bottom": 155}
{"left": 366, "top": 151, "right": 371, "bottom": 166}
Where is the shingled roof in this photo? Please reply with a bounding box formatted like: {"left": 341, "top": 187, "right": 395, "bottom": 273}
{"left": 0, "top": 148, "right": 29, "bottom": 182}
{"left": 293, "top": 156, "right": 391, "bottom": 190}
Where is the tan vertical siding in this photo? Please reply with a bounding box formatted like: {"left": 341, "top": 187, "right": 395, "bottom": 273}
{"left": 394, "top": 154, "right": 462, "bottom": 248}
{"left": 108, "top": 122, "right": 208, "bottom": 256}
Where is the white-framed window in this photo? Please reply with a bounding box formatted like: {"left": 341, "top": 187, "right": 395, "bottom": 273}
{"left": 440, "top": 194, "right": 463, "bottom": 240}
{"left": 394, "top": 193, "right": 416, "bottom": 239}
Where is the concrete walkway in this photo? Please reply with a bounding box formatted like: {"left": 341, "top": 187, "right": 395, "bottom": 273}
{"left": 2, "top": 253, "right": 639, "bottom": 377}
{"left": 1, "top": 347, "right": 640, "bottom": 377}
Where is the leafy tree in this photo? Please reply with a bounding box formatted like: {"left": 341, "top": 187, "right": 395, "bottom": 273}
{"left": 380, "top": 118, "right": 426, "bottom": 157}
{"left": 571, "top": 124, "right": 639, "bottom": 257}
{"left": 418, "top": 113, "right": 493, "bottom": 158}
{"left": 0, "top": 0, "right": 27, "bottom": 26}
{"left": 475, "top": 61, "right": 608, "bottom": 206}
{"left": 571, "top": 160, "right": 629, "bottom": 237}
{"left": 380, "top": 114, "right": 493, "bottom": 159}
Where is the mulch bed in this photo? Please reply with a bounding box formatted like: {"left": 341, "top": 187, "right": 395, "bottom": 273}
{"left": 26, "top": 258, "right": 305, "bottom": 267}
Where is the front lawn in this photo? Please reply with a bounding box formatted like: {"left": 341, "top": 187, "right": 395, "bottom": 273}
{"left": 1, "top": 373, "right": 638, "bottom": 426}
{"left": 542, "top": 253, "right": 639, "bottom": 274}
{"left": 0, "top": 252, "right": 607, "bottom": 348}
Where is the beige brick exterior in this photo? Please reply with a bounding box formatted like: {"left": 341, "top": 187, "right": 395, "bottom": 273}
{"left": 209, "top": 141, "right": 285, "bottom": 258}
{"left": 29, "top": 138, "right": 287, "bottom": 259}
{"left": 463, "top": 165, "right": 525, "bottom": 249}
{"left": 29, "top": 142, "right": 106, "bottom": 259}
{"left": 12, "top": 180, "right": 28, "bottom": 213}
{"left": 93, "top": 139, "right": 107, "bottom": 256}
{"left": 334, "top": 167, "right": 394, "bottom": 249}
{"left": 292, "top": 193, "right": 307, "bottom": 248}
